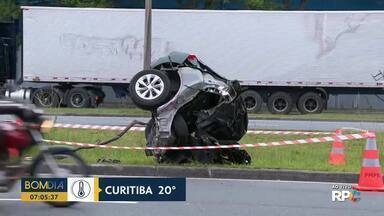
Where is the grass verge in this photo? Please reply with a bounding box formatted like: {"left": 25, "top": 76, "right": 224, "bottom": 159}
{"left": 35, "top": 128, "right": 384, "bottom": 173}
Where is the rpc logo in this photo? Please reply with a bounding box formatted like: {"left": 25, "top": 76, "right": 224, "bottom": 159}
{"left": 331, "top": 190, "right": 361, "bottom": 202}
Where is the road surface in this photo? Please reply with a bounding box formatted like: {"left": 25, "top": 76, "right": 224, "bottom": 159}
{"left": 1, "top": 115, "right": 383, "bottom": 131}
{"left": 0, "top": 178, "right": 383, "bottom": 216}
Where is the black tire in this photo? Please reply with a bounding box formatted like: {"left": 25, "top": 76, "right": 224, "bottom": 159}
{"left": 30, "top": 148, "right": 89, "bottom": 208}
{"left": 66, "top": 88, "right": 90, "bottom": 108}
{"left": 297, "top": 92, "right": 324, "bottom": 114}
{"left": 240, "top": 90, "right": 263, "bottom": 113}
{"left": 32, "top": 88, "right": 60, "bottom": 108}
{"left": 129, "top": 70, "right": 171, "bottom": 110}
{"left": 267, "top": 92, "right": 293, "bottom": 114}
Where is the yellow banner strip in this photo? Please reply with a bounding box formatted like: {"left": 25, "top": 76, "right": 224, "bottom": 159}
{"left": 21, "top": 192, "right": 67, "bottom": 202}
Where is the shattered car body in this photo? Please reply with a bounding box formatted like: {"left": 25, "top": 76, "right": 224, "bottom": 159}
{"left": 129, "top": 52, "right": 251, "bottom": 164}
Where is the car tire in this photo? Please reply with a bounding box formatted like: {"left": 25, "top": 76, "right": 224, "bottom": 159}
{"left": 297, "top": 92, "right": 324, "bottom": 114}
{"left": 66, "top": 88, "right": 90, "bottom": 108}
{"left": 267, "top": 91, "right": 293, "bottom": 114}
{"left": 32, "top": 88, "right": 60, "bottom": 108}
{"left": 240, "top": 90, "right": 263, "bottom": 113}
{"left": 129, "top": 70, "right": 171, "bottom": 111}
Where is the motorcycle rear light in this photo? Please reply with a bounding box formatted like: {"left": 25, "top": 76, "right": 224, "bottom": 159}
{"left": 187, "top": 54, "right": 197, "bottom": 61}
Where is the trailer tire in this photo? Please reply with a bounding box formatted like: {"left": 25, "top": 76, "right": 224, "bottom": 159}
{"left": 66, "top": 88, "right": 91, "bottom": 108}
{"left": 32, "top": 88, "right": 60, "bottom": 108}
{"left": 129, "top": 70, "right": 171, "bottom": 110}
{"left": 240, "top": 90, "right": 262, "bottom": 113}
{"left": 267, "top": 92, "right": 293, "bottom": 114}
{"left": 297, "top": 92, "right": 324, "bottom": 114}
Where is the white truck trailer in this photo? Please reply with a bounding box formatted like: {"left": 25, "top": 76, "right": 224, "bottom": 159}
{"left": 4, "top": 6, "right": 384, "bottom": 113}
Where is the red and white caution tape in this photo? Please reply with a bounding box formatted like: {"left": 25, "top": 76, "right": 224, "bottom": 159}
{"left": 53, "top": 123, "right": 333, "bottom": 135}
{"left": 246, "top": 130, "right": 333, "bottom": 135}
{"left": 42, "top": 133, "right": 367, "bottom": 151}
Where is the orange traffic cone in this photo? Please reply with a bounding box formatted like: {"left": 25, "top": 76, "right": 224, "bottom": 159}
{"left": 353, "top": 131, "right": 384, "bottom": 191}
{"left": 329, "top": 129, "right": 346, "bottom": 165}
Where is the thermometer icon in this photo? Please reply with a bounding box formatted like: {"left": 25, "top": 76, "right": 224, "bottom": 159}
{"left": 78, "top": 181, "right": 85, "bottom": 197}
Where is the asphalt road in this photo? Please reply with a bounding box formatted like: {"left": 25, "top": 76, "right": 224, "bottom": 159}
{"left": 50, "top": 116, "right": 384, "bottom": 131}
{"left": 1, "top": 115, "right": 383, "bottom": 131}
{"left": 0, "top": 178, "right": 383, "bottom": 216}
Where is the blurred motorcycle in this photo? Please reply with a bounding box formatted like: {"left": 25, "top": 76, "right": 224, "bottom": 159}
{"left": 0, "top": 100, "right": 88, "bottom": 207}
{"left": 129, "top": 52, "right": 251, "bottom": 164}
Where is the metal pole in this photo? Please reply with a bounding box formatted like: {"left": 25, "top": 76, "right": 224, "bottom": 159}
{"left": 143, "top": 0, "right": 152, "bottom": 70}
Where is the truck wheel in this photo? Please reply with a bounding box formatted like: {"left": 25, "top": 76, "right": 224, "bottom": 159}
{"left": 240, "top": 90, "right": 262, "bottom": 113}
{"left": 32, "top": 88, "right": 60, "bottom": 108}
{"left": 297, "top": 92, "right": 324, "bottom": 114}
{"left": 66, "top": 88, "right": 90, "bottom": 108}
{"left": 129, "top": 70, "right": 171, "bottom": 110}
{"left": 267, "top": 92, "right": 293, "bottom": 114}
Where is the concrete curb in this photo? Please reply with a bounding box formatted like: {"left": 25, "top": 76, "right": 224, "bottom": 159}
{"left": 90, "top": 164, "right": 359, "bottom": 183}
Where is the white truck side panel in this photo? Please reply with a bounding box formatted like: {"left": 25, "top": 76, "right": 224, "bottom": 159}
{"left": 22, "top": 7, "right": 384, "bottom": 86}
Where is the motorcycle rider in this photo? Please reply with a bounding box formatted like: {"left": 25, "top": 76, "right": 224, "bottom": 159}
{"left": 0, "top": 99, "right": 43, "bottom": 189}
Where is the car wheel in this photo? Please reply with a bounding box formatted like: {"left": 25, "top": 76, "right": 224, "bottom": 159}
{"left": 267, "top": 92, "right": 293, "bottom": 114}
{"left": 129, "top": 70, "right": 171, "bottom": 110}
{"left": 240, "top": 90, "right": 262, "bottom": 113}
{"left": 297, "top": 92, "right": 324, "bottom": 114}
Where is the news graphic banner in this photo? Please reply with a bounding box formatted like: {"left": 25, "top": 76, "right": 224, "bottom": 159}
{"left": 21, "top": 177, "right": 186, "bottom": 202}
{"left": 21, "top": 178, "right": 68, "bottom": 202}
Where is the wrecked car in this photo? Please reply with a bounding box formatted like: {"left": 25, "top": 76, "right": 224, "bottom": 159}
{"left": 129, "top": 52, "right": 251, "bottom": 164}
